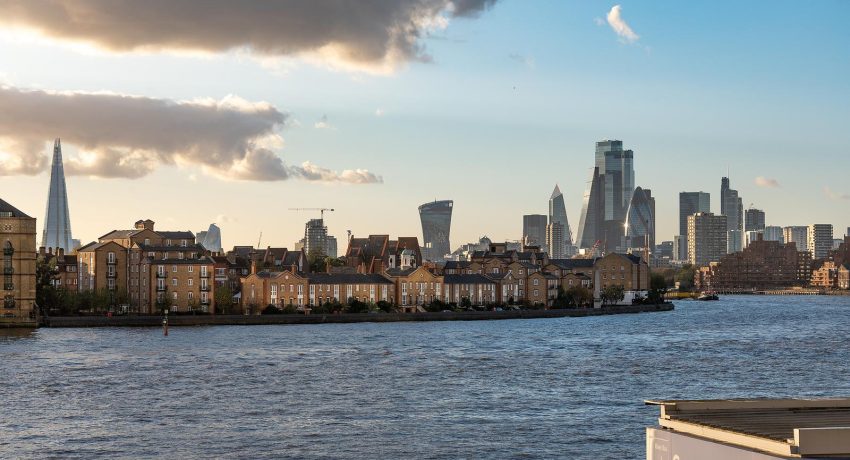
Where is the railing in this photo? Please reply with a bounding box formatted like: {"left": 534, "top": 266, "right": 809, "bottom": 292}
{"left": 156, "top": 272, "right": 166, "bottom": 278}
{"left": 156, "top": 285, "right": 166, "bottom": 291}
{"left": 200, "top": 285, "right": 211, "bottom": 292}
{"left": 200, "top": 272, "right": 210, "bottom": 278}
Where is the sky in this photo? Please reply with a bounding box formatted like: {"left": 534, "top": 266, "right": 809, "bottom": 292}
{"left": 1, "top": 0, "right": 849, "bottom": 250}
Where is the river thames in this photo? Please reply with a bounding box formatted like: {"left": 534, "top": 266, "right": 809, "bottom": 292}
{"left": 2, "top": 296, "right": 849, "bottom": 459}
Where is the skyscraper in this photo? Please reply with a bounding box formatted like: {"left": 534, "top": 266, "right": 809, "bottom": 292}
{"left": 745, "top": 208, "right": 766, "bottom": 232}
{"left": 576, "top": 140, "right": 635, "bottom": 252}
{"left": 720, "top": 177, "right": 743, "bottom": 231}
{"left": 687, "top": 212, "right": 728, "bottom": 266}
{"left": 783, "top": 226, "right": 808, "bottom": 251}
{"left": 41, "top": 138, "right": 74, "bottom": 252}
{"left": 763, "top": 226, "right": 784, "bottom": 244}
{"left": 546, "top": 221, "right": 565, "bottom": 258}
{"left": 418, "top": 200, "right": 453, "bottom": 261}
{"left": 304, "top": 218, "right": 328, "bottom": 257}
{"left": 576, "top": 167, "right": 604, "bottom": 249}
{"left": 548, "top": 185, "right": 572, "bottom": 251}
{"left": 679, "top": 192, "right": 711, "bottom": 236}
{"left": 198, "top": 223, "right": 223, "bottom": 253}
{"left": 625, "top": 187, "right": 655, "bottom": 249}
{"left": 522, "top": 214, "right": 548, "bottom": 249}
{"left": 808, "top": 224, "right": 834, "bottom": 259}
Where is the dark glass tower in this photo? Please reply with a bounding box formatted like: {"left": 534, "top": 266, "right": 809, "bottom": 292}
{"left": 419, "top": 200, "right": 453, "bottom": 261}
{"left": 625, "top": 187, "right": 656, "bottom": 249}
{"left": 41, "top": 138, "right": 74, "bottom": 252}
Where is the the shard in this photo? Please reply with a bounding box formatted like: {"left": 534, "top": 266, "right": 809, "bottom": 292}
{"left": 41, "top": 139, "right": 75, "bottom": 252}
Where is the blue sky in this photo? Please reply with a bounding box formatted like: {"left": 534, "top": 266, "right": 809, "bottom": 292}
{"left": 1, "top": 1, "right": 848, "bottom": 249}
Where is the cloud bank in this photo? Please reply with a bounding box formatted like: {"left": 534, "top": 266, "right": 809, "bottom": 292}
{"left": 0, "top": 0, "right": 497, "bottom": 72}
{"left": 754, "top": 176, "right": 780, "bottom": 188}
{"left": 606, "top": 5, "right": 639, "bottom": 43}
{"left": 0, "top": 86, "right": 381, "bottom": 183}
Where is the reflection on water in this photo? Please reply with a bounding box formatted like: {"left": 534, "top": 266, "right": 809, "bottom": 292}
{"left": 0, "top": 328, "right": 37, "bottom": 340}
{"left": 1, "top": 296, "right": 849, "bottom": 459}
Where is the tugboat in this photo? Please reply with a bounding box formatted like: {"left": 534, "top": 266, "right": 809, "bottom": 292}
{"left": 697, "top": 291, "right": 719, "bottom": 301}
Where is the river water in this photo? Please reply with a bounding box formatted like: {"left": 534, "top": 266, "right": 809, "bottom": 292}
{"left": 2, "top": 296, "right": 849, "bottom": 459}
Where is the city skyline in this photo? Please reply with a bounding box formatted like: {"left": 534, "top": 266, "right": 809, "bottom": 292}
{"left": 1, "top": 1, "right": 849, "bottom": 249}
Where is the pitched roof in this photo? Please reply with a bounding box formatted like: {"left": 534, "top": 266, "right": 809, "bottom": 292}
{"left": 549, "top": 258, "right": 595, "bottom": 269}
{"left": 158, "top": 231, "right": 195, "bottom": 240}
{"left": 99, "top": 229, "right": 140, "bottom": 241}
{"left": 307, "top": 273, "right": 393, "bottom": 284}
{"left": 148, "top": 256, "right": 215, "bottom": 265}
{"left": 385, "top": 267, "right": 418, "bottom": 277}
{"left": 444, "top": 261, "right": 471, "bottom": 269}
{"left": 444, "top": 274, "right": 496, "bottom": 284}
{"left": 137, "top": 243, "right": 206, "bottom": 252}
{"left": 0, "top": 198, "right": 30, "bottom": 218}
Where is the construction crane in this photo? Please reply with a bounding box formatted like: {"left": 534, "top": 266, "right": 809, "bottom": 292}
{"left": 579, "top": 240, "right": 602, "bottom": 259}
{"left": 289, "top": 208, "right": 335, "bottom": 220}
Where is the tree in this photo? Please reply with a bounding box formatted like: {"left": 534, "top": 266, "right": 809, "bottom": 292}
{"left": 675, "top": 264, "right": 697, "bottom": 291}
{"left": 565, "top": 286, "right": 593, "bottom": 308}
{"left": 35, "top": 257, "right": 59, "bottom": 314}
{"left": 553, "top": 287, "right": 570, "bottom": 309}
{"left": 307, "top": 247, "right": 328, "bottom": 272}
{"left": 600, "top": 285, "right": 625, "bottom": 306}
{"left": 155, "top": 287, "right": 173, "bottom": 313}
{"left": 214, "top": 285, "right": 235, "bottom": 314}
{"left": 376, "top": 300, "right": 394, "bottom": 313}
{"left": 460, "top": 297, "right": 472, "bottom": 309}
{"left": 346, "top": 297, "right": 368, "bottom": 314}
{"left": 648, "top": 273, "right": 669, "bottom": 304}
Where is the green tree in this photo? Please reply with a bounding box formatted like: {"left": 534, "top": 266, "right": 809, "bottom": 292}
{"left": 155, "top": 287, "right": 173, "bottom": 313}
{"left": 675, "top": 264, "right": 697, "bottom": 291}
{"left": 307, "top": 247, "right": 328, "bottom": 272}
{"left": 346, "top": 297, "right": 368, "bottom": 314}
{"left": 600, "top": 285, "right": 625, "bottom": 306}
{"left": 214, "top": 285, "right": 235, "bottom": 314}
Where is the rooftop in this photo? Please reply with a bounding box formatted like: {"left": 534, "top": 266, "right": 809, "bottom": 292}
{"left": 0, "top": 198, "right": 31, "bottom": 218}
{"left": 647, "top": 398, "right": 850, "bottom": 458}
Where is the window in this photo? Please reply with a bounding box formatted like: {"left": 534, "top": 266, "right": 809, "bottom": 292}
{"left": 172, "top": 278, "right": 177, "bottom": 286}
{"left": 172, "top": 265, "right": 177, "bottom": 272}
{"left": 188, "top": 279, "right": 193, "bottom": 286}
{"left": 144, "top": 238, "right": 150, "bottom": 245}
{"left": 3, "top": 241, "right": 13, "bottom": 291}
{"left": 173, "top": 291, "right": 178, "bottom": 301}
{"left": 107, "top": 252, "right": 116, "bottom": 264}
{"left": 166, "top": 239, "right": 172, "bottom": 246}
{"left": 533, "top": 278, "right": 539, "bottom": 286}
{"left": 188, "top": 292, "right": 193, "bottom": 300}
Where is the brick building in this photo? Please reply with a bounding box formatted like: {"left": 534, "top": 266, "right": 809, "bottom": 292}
{"left": 704, "top": 238, "right": 811, "bottom": 290}
{"left": 1, "top": 198, "right": 37, "bottom": 327}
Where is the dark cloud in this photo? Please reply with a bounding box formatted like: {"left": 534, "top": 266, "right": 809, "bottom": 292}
{"left": 0, "top": 0, "right": 497, "bottom": 70}
{"left": 0, "top": 86, "right": 381, "bottom": 183}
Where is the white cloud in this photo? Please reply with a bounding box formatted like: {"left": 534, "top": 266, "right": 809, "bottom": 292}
{"left": 754, "top": 176, "right": 780, "bottom": 188}
{"left": 823, "top": 186, "right": 850, "bottom": 201}
{"left": 295, "top": 161, "right": 383, "bottom": 184}
{"left": 606, "top": 5, "right": 640, "bottom": 44}
{"left": 375, "top": 108, "right": 385, "bottom": 117}
{"left": 314, "top": 114, "right": 333, "bottom": 129}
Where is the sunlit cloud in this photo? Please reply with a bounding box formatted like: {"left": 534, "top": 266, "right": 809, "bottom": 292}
{"left": 754, "top": 176, "right": 780, "bottom": 188}
{"left": 0, "top": 85, "right": 381, "bottom": 184}
{"left": 606, "top": 5, "right": 640, "bottom": 44}
{"left": 0, "top": 0, "right": 498, "bottom": 74}
{"left": 314, "top": 115, "right": 333, "bottom": 130}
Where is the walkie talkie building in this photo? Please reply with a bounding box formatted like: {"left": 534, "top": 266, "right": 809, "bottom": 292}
{"left": 419, "top": 200, "right": 453, "bottom": 261}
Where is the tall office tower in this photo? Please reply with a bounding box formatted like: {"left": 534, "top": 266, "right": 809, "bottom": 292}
{"left": 198, "top": 223, "right": 223, "bottom": 253}
{"left": 576, "top": 167, "right": 604, "bottom": 249}
{"left": 847, "top": 227, "right": 850, "bottom": 238}
{"left": 687, "top": 212, "right": 728, "bottom": 266}
{"left": 679, "top": 192, "right": 711, "bottom": 236}
{"left": 745, "top": 208, "right": 766, "bottom": 232}
{"left": 418, "top": 200, "right": 453, "bottom": 261}
{"left": 625, "top": 187, "right": 655, "bottom": 249}
{"left": 546, "top": 222, "right": 566, "bottom": 258}
{"left": 673, "top": 235, "right": 688, "bottom": 262}
{"left": 41, "top": 138, "right": 75, "bottom": 252}
{"left": 326, "top": 236, "right": 338, "bottom": 259}
{"left": 720, "top": 177, "right": 744, "bottom": 233}
{"left": 304, "top": 218, "right": 328, "bottom": 257}
{"left": 548, "top": 185, "right": 572, "bottom": 248}
{"left": 596, "top": 140, "right": 635, "bottom": 250}
{"left": 783, "top": 226, "right": 809, "bottom": 251}
{"left": 807, "top": 224, "right": 834, "bottom": 259}
{"left": 727, "top": 229, "right": 743, "bottom": 254}
{"left": 745, "top": 230, "right": 764, "bottom": 248}
{"left": 523, "top": 214, "right": 548, "bottom": 249}
{"left": 763, "top": 226, "right": 784, "bottom": 244}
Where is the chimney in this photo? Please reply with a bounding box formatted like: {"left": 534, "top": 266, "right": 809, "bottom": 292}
{"left": 58, "top": 247, "right": 64, "bottom": 258}
{"left": 291, "top": 264, "right": 297, "bottom": 275}
{"left": 251, "top": 258, "right": 257, "bottom": 275}
{"left": 39, "top": 246, "right": 46, "bottom": 257}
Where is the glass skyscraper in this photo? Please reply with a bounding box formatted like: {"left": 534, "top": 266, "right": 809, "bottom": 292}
{"left": 522, "top": 214, "right": 548, "bottom": 249}
{"left": 625, "top": 187, "right": 655, "bottom": 249}
{"left": 419, "top": 200, "right": 453, "bottom": 261}
{"left": 41, "top": 138, "right": 75, "bottom": 252}
{"left": 577, "top": 140, "right": 635, "bottom": 252}
{"left": 548, "top": 185, "right": 572, "bottom": 252}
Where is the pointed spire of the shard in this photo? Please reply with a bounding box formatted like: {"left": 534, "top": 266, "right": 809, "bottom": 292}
{"left": 41, "top": 138, "right": 75, "bottom": 252}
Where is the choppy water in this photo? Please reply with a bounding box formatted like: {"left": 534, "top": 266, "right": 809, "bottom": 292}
{"left": 2, "top": 296, "right": 850, "bottom": 459}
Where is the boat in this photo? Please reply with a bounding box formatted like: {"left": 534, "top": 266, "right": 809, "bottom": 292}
{"left": 696, "top": 292, "right": 719, "bottom": 301}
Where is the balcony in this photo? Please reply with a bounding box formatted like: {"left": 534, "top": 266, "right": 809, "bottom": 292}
{"left": 200, "top": 285, "right": 211, "bottom": 292}
{"left": 200, "top": 272, "right": 210, "bottom": 278}
{"left": 156, "top": 285, "right": 166, "bottom": 292}
{"left": 200, "top": 299, "right": 210, "bottom": 305}
{"left": 156, "top": 272, "right": 166, "bottom": 278}
{"left": 107, "top": 272, "right": 117, "bottom": 278}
